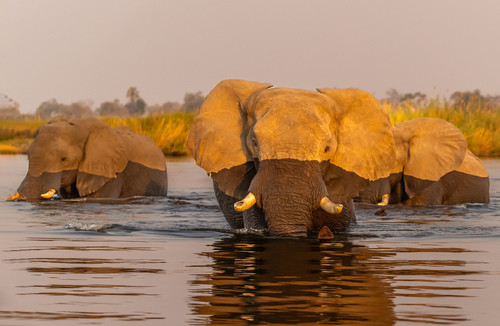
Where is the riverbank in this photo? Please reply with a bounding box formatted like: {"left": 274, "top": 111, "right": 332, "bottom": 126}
{"left": 0, "top": 113, "right": 195, "bottom": 156}
{"left": 1, "top": 102, "right": 499, "bottom": 157}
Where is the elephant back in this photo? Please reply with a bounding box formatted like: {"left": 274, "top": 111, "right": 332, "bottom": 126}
{"left": 112, "top": 125, "right": 166, "bottom": 172}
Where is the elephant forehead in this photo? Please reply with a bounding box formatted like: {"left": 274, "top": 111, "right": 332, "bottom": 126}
{"left": 26, "top": 123, "right": 87, "bottom": 176}
{"left": 253, "top": 113, "right": 333, "bottom": 161}
{"left": 36, "top": 122, "right": 88, "bottom": 146}
{"left": 246, "top": 87, "right": 336, "bottom": 120}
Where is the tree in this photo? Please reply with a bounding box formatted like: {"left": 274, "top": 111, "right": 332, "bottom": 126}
{"left": 35, "top": 99, "right": 65, "bottom": 119}
{"left": 0, "top": 106, "right": 21, "bottom": 119}
{"left": 384, "top": 88, "right": 401, "bottom": 104}
{"left": 135, "top": 98, "right": 146, "bottom": 115}
{"left": 450, "top": 90, "right": 482, "bottom": 106}
{"left": 382, "top": 89, "right": 427, "bottom": 106}
{"left": 35, "top": 100, "right": 93, "bottom": 119}
{"left": 181, "top": 91, "right": 204, "bottom": 112}
{"left": 96, "top": 99, "right": 127, "bottom": 117}
{"left": 0, "top": 98, "right": 21, "bottom": 119}
{"left": 126, "top": 86, "right": 146, "bottom": 115}
{"left": 62, "top": 102, "right": 93, "bottom": 118}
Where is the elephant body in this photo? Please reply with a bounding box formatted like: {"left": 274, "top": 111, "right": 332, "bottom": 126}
{"left": 9, "top": 117, "right": 167, "bottom": 201}
{"left": 187, "top": 79, "right": 396, "bottom": 237}
{"left": 357, "top": 118, "right": 489, "bottom": 206}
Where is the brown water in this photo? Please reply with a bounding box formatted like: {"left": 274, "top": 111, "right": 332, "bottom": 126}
{"left": 0, "top": 155, "right": 499, "bottom": 325}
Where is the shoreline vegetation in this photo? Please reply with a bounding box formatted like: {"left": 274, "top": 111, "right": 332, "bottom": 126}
{"left": 1, "top": 101, "right": 499, "bottom": 157}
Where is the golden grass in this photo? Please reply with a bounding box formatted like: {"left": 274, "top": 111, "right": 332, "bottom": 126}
{"left": 0, "top": 144, "right": 21, "bottom": 154}
{"left": 0, "top": 113, "right": 196, "bottom": 156}
{"left": 383, "top": 100, "right": 500, "bottom": 157}
{"left": 0, "top": 105, "right": 498, "bottom": 157}
{"left": 101, "top": 113, "right": 196, "bottom": 156}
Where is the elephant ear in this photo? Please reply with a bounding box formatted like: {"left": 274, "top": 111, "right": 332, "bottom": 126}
{"left": 394, "top": 118, "right": 467, "bottom": 198}
{"left": 318, "top": 88, "right": 396, "bottom": 202}
{"left": 186, "top": 79, "right": 272, "bottom": 198}
{"left": 77, "top": 124, "right": 128, "bottom": 197}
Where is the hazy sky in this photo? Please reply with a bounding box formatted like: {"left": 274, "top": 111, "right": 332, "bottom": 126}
{"left": 1, "top": 0, "right": 499, "bottom": 113}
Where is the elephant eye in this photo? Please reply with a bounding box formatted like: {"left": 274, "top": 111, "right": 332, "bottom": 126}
{"left": 61, "top": 157, "right": 67, "bottom": 162}
{"left": 324, "top": 146, "right": 330, "bottom": 153}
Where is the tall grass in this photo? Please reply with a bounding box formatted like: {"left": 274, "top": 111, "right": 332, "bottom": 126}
{"left": 383, "top": 99, "right": 500, "bottom": 157}
{"left": 0, "top": 120, "right": 46, "bottom": 141}
{"left": 101, "top": 112, "right": 196, "bottom": 156}
{"left": 0, "top": 104, "right": 498, "bottom": 157}
{"left": 0, "top": 113, "right": 195, "bottom": 156}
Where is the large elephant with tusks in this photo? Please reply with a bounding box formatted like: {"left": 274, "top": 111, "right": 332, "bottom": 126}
{"left": 187, "top": 79, "right": 396, "bottom": 237}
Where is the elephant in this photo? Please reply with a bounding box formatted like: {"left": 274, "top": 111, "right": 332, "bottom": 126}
{"left": 357, "top": 117, "right": 489, "bottom": 206}
{"left": 6, "top": 117, "right": 168, "bottom": 201}
{"left": 187, "top": 79, "right": 396, "bottom": 237}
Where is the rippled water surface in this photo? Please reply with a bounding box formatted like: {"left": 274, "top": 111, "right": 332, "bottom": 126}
{"left": 1, "top": 155, "right": 499, "bottom": 325}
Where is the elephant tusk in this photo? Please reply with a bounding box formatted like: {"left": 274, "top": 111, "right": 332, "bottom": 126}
{"left": 41, "top": 189, "right": 56, "bottom": 199}
{"left": 320, "top": 197, "right": 343, "bottom": 215}
{"left": 6, "top": 192, "right": 20, "bottom": 201}
{"left": 234, "top": 192, "right": 256, "bottom": 212}
{"left": 378, "top": 194, "right": 390, "bottom": 206}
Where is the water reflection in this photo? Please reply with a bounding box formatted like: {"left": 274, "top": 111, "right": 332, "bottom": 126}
{"left": 190, "top": 235, "right": 483, "bottom": 325}
{"left": 0, "top": 236, "right": 167, "bottom": 324}
{"left": 190, "top": 235, "right": 396, "bottom": 325}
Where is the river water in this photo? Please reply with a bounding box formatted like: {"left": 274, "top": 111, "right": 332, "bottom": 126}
{"left": 0, "top": 155, "right": 499, "bottom": 325}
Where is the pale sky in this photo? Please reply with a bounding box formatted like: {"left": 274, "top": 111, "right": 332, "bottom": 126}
{"left": 1, "top": 0, "right": 499, "bottom": 113}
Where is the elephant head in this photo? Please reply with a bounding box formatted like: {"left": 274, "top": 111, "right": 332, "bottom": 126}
{"left": 7, "top": 117, "right": 167, "bottom": 201}
{"left": 187, "top": 79, "right": 396, "bottom": 236}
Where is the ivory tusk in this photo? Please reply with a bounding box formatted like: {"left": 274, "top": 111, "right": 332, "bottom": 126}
{"left": 41, "top": 189, "right": 56, "bottom": 199}
{"left": 378, "top": 194, "right": 390, "bottom": 206}
{"left": 320, "top": 197, "right": 343, "bottom": 215}
{"left": 6, "top": 192, "right": 20, "bottom": 201}
{"left": 234, "top": 192, "right": 256, "bottom": 212}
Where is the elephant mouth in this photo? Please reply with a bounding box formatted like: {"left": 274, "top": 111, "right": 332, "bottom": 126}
{"left": 7, "top": 171, "right": 66, "bottom": 202}
{"left": 231, "top": 159, "right": 346, "bottom": 237}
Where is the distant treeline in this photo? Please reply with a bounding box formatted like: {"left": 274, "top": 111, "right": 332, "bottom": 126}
{"left": 0, "top": 87, "right": 205, "bottom": 120}
{"left": 1, "top": 88, "right": 499, "bottom": 157}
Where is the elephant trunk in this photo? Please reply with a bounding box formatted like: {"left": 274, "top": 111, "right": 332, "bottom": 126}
{"left": 15, "top": 172, "right": 62, "bottom": 201}
{"left": 246, "top": 159, "right": 339, "bottom": 237}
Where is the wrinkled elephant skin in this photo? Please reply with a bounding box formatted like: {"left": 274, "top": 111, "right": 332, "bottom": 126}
{"left": 7, "top": 117, "right": 168, "bottom": 201}
{"left": 187, "top": 79, "right": 396, "bottom": 237}
{"left": 357, "top": 118, "right": 489, "bottom": 206}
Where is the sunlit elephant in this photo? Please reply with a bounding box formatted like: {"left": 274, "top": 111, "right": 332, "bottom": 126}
{"left": 187, "top": 79, "right": 396, "bottom": 237}
{"left": 7, "top": 117, "right": 168, "bottom": 201}
{"left": 357, "top": 118, "right": 489, "bottom": 206}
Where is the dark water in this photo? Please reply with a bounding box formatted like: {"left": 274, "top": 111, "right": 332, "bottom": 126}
{"left": 0, "top": 155, "right": 499, "bottom": 325}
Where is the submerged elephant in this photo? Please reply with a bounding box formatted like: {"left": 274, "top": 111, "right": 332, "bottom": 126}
{"left": 187, "top": 79, "right": 396, "bottom": 237}
{"left": 7, "top": 117, "right": 168, "bottom": 201}
{"left": 357, "top": 118, "right": 489, "bottom": 206}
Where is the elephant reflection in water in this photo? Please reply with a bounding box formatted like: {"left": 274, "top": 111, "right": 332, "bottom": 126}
{"left": 190, "top": 236, "right": 396, "bottom": 325}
